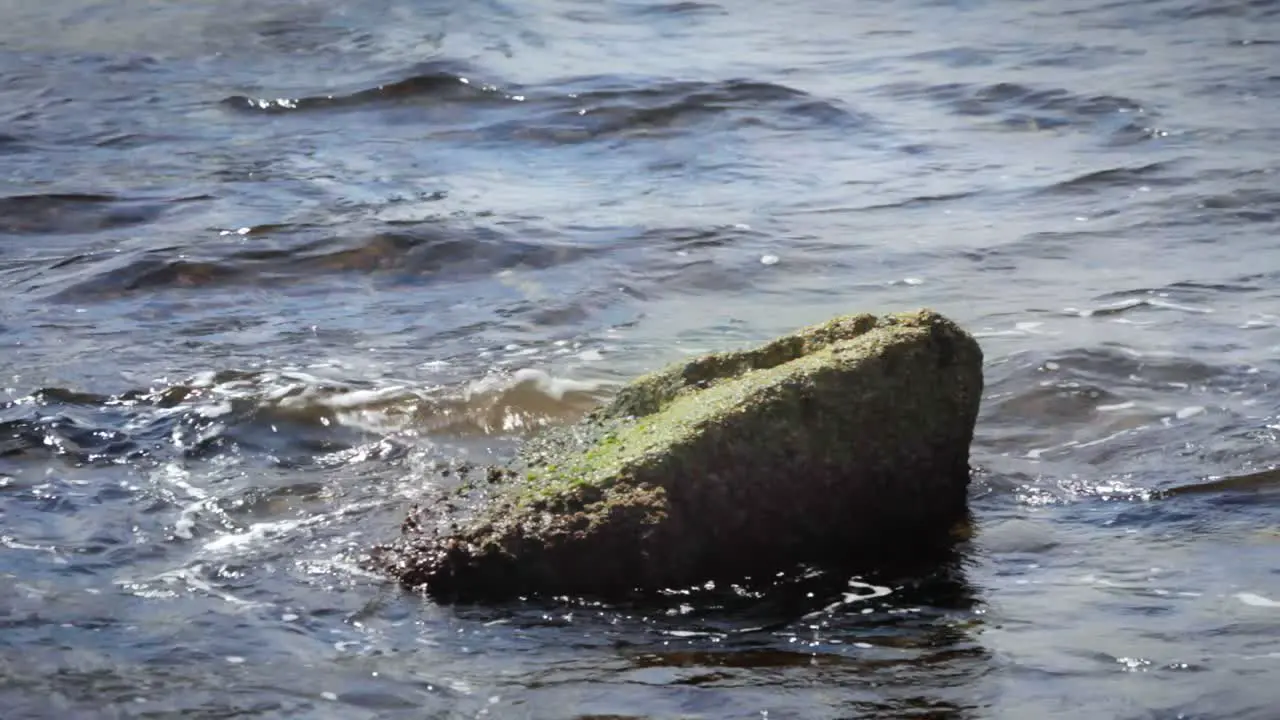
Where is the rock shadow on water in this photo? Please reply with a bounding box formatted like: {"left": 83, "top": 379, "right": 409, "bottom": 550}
{"left": 430, "top": 548, "right": 990, "bottom": 720}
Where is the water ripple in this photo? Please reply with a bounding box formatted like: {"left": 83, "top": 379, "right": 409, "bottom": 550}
{"left": 225, "top": 66, "right": 866, "bottom": 144}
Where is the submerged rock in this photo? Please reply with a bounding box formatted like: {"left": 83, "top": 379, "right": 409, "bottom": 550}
{"left": 377, "top": 309, "right": 984, "bottom": 600}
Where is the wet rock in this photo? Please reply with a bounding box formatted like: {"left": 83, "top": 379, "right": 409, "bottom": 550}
{"left": 376, "top": 309, "right": 984, "bottom": 600}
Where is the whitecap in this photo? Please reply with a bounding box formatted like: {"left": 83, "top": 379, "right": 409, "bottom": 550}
{"left": 1236, "top": 592, "right": 1280, "bottom": 608}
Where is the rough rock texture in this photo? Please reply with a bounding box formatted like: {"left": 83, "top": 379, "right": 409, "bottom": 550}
{"left": 377, "top": 309, "right": 984, "bottom": 600}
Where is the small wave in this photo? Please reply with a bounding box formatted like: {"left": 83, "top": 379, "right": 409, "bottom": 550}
{"left": 1193, "top": 188, "right": 1280, "bottom": 224}
{"left": 1126, "top": 181, "right": 1280, "bottom": 232}
{"left": 902, "top": 46, "right": 998, "bottom": 69}
{"left": 518, "top": 77, "right": 865, "bottom": 142}
{"left": 1, "top": 388, "right": 148, "bottom": 464}
{"left": 47, "top": 222, "right": 597, "bottom": 301}
{"left": 629, "top": 2, "right": 727, "bottom": 18}
{"left": 0, "top": 193, "right": 171, "bottom": 236}
{"left": 1062, "top": 296, "right": 1213, "bottom": 318}
{"left": 225, "top": 67, "right": 863, "bottom": 144}
{"left": 1160, "top": 0, "right": 1279, "bottom": 21}
{"left": 289, "top": 227, "right": 594, "bottom": 277}
{"left": 1166, "top": 467, "right": 1280, "bottom": 497}
{"left": 849, "top": 190, "right": 980, "bottom": 214}
{"left": 978, "top": 342, "right": 1280, "bottom": 484}
{"left": 1039, "top": 161, "right": 1187, "bottom": 195}
{"left": 992, "top": 473, "right": 1158, "bottom": 507}
{"left": 0, "top": 132, "right": 26, "bottom": 152}
{"left": 0, "top": 373, "right": 401, "bottom": 467}
{"left": 1061, "top": 279, "right": 1253, "bottom": 319}
{"left": 629, "top": 223, "right": 767, "bottom": 250}
{"left": 223, "top": 64, "right": 518, "bottom": 114}
{"left": 876, "top": 81, "right": 1159, "bottom": 144}
{"left": 0, "top": 365, "right": 608, "bottom": 468}
{"left": 414, "top": 367, "right": 607, "bottom": 437}
{"left": 69, "top": 255, "right": 244, "bottom": 297}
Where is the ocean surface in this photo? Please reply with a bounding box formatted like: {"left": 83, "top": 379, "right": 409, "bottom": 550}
{"left": 2, "top": 0, "right": 1279, "bottom": 717}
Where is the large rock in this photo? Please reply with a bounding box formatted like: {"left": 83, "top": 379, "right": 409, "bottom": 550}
{"left": 377, "top": 309, "right": 984, "bottom": 600}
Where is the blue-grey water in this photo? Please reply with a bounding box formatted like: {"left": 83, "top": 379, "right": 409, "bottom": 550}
{"left": 3, "top": 0, "right": 1279, "bottom": 717}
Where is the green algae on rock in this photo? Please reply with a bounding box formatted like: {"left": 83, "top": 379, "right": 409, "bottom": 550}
{"left": 377, "top": 309, "right": 984, "bottom": 600}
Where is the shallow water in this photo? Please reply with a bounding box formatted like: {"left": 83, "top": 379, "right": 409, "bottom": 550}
{"left": 2, "top": 0, "right": 1279, "bottom": 717}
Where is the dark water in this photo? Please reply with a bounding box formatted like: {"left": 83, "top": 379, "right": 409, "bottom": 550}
{"left": 3, "top": 0, "right": 1280, "bottom": 717}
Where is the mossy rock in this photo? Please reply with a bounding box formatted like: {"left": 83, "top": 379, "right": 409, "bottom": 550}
{"left": 376, "top": 308, "right": 984, "bottom": 600}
